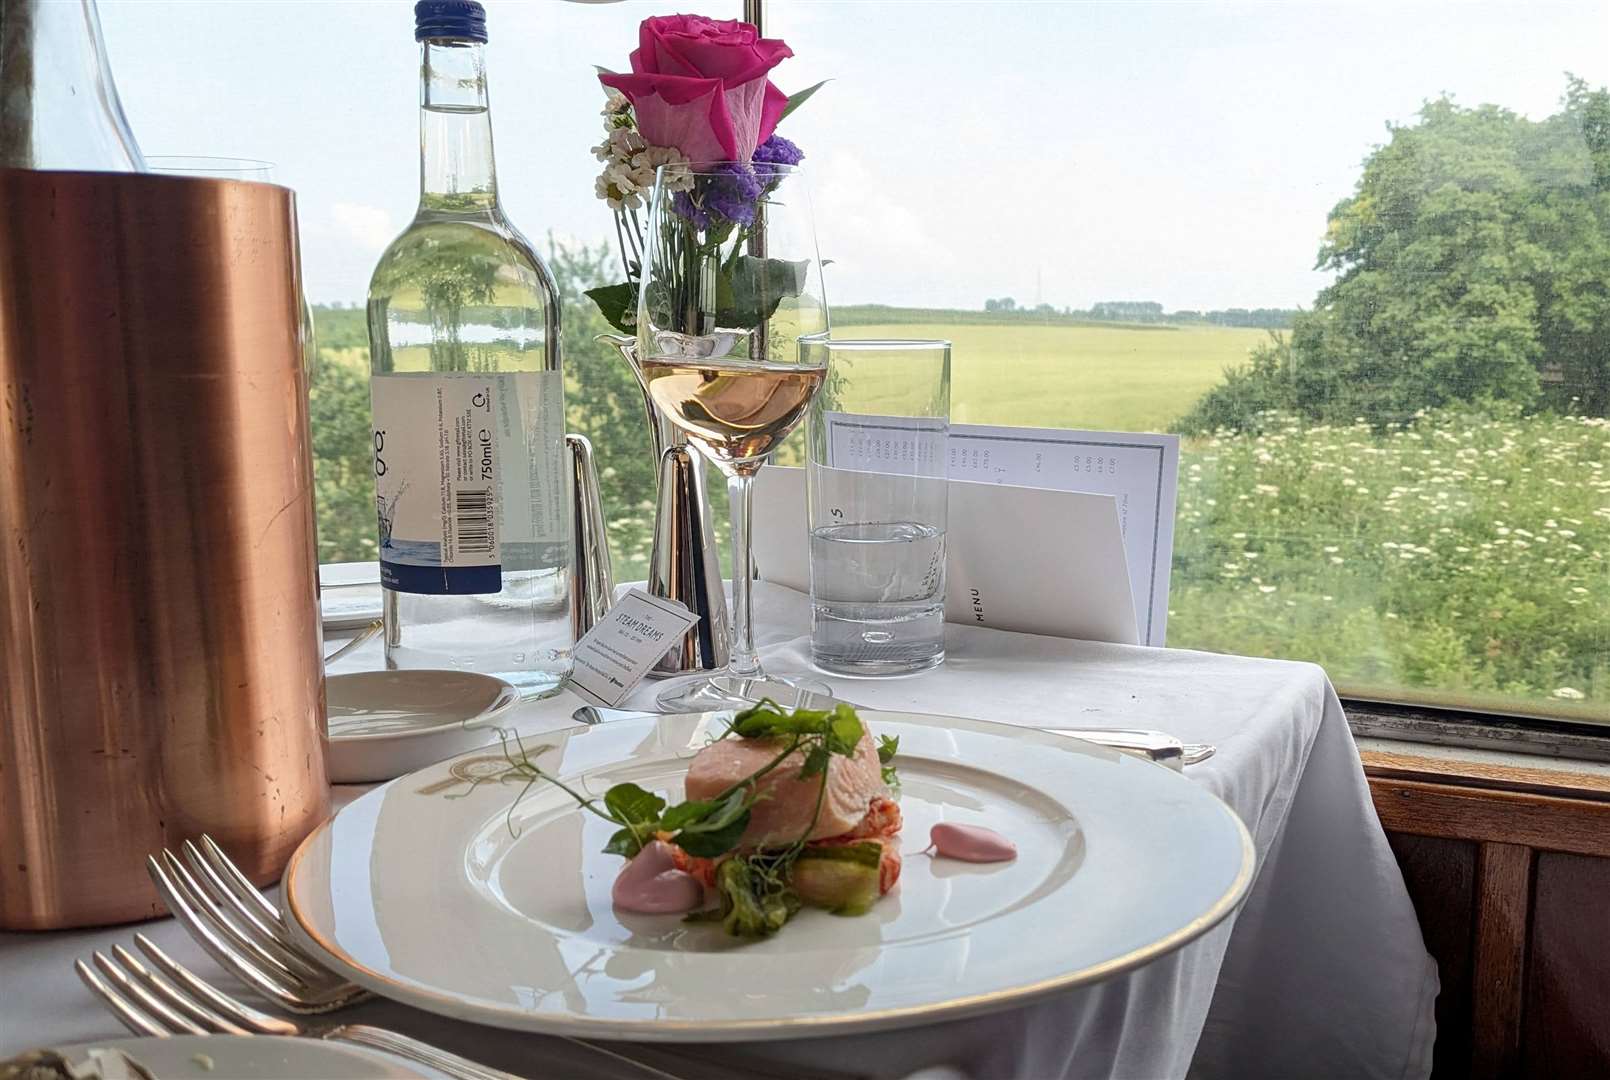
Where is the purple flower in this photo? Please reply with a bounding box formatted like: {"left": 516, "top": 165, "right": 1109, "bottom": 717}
{"left": 704, "top": 162, "right": 764, "bottom": 225}
{"left": 752, "top": 134, "right": 803, "bottom": 187}
{"left": 670, "top": 190, "right": 712, "bottom": 230}
{"left": 671, "top": 163, "right": 764, "bottom": 229}
{"left": 752, "top": 134, "right": 804, "bottom": 167}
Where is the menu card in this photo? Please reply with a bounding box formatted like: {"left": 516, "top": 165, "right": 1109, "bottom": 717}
{"left": 823, "top": 416, "right": 1178, "bottom": 646}
{"left": 752, "top": 465, "right": 1140, "bottom": 646}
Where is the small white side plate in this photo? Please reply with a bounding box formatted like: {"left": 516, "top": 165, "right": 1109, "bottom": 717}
{"left": 325, "top": 671, "right": 520, "bottom": 784}
{"left": 51, "top": 1035, "right": 446, "bottom": 1079}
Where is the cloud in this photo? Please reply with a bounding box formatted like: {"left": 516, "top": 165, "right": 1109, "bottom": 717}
{"left": 329, "top": 202, "right": 397, "bottom": 251}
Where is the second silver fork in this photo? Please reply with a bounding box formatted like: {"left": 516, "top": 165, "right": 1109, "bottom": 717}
{"left": 76, "top": 934, "right": 518, "bottom": 1080}
{"left": 147, "top": 836, "right": 687, "bottom": 1080}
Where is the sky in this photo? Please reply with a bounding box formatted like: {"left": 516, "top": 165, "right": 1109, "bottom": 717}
{"left": 100, "top": 1, "right": 1609, "bottom": 312}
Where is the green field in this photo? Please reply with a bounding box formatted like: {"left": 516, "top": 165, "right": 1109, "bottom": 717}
{"left": 832, "top": 319, "right": 1268, "bottom": 432}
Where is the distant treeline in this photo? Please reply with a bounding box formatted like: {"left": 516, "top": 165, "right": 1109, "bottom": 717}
{"left": 981, "top": 296, "right": 1297, "bottom": 328}
{"left": 836, "top": 304, "right": 1179, "bottom": 331}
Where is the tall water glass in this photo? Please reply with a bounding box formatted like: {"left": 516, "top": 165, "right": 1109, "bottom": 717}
{"left": 804, "top": 340, "right": 950, "bottom": 675}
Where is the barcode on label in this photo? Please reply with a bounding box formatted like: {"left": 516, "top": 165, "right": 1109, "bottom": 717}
{"left": 454, "top": 489, "right": 496, "bottom": 555}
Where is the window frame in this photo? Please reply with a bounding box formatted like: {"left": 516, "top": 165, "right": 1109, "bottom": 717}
{"left": 321, "top": 0, "right": 1608, "bottom": 752}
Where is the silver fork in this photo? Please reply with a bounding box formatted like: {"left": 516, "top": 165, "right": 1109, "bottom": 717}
{"left": 76, "top": 934, "right": 519, "bottom": 1080}
{"left": 146, "top": 836, "right": 686, "bottom": 1080}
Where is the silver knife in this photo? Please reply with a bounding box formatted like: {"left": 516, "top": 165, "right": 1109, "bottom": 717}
{"left": 570, "top": 706, "right": 1215, "bottom": 769}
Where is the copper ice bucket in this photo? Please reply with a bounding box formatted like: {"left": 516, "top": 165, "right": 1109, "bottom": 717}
{"left": 0, "top": 169, "right": 329, "bottom": 929}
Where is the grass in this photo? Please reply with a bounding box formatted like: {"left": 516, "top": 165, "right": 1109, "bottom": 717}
{"left": 1171, "top": 410, "right": 1609, "bottom": 721}
{"left": 831, "top": 320, "right": 1268, "bottom": 432}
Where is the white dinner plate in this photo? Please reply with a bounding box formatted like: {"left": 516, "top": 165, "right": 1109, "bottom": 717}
{"left": 324, "top": 670, "right": 521, "bottom": 783}
{"left": 49, "top": 1035, "right": 448, "bottom": 1079}
{"left": 285, "top": 710, "right": 1254, "bottom": 1042}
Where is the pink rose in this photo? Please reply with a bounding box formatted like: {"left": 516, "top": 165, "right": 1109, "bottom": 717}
{"left": 599, "top": 15, "right": 792, "bottom": 165}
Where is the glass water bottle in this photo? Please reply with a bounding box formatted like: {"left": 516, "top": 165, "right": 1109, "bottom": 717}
{"left": 366, "top": 0, "right": 572, "bottom": 696}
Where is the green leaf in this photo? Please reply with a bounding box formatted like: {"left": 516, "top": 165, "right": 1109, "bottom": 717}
{"left": 684, "top": 787, "right": 752, "bottom": 832}
{"left": 603, "top": 826, "right": 645, "bottom": 858}
{"left": 877, "top": 734, "right": 900, "bottom": 765}
{"left": 603, "top": 783, "right": 666, "bottom": 827}
{"left": 674, "top": 807, "right": 751, "bottom": 858}
{"left": 717, "top": 256, "right": 810, "bottom": 328}
{"left": 731, "top": 699, "right": 793, "bottom": 738}
{"left": 584, "top": 283, "right": 637, "bottom": 334}
{"left": 672, "top": 789, "right": 753, "bottom": 859}
{"left": 660, "top": 798, "right": 718, "bottom": 833}
{"left": 778, "top": 79, "right": 830, "bottom": 124}
{"left": 798, "top": 744, "right": 831, "bottom": 779}
{"left": 826, "top": 706, "right": 865, "bottom": 757}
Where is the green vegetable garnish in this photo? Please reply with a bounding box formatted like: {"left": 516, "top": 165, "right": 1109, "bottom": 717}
{"left": 791, "top": 842, "right": 883, "bottom": 915}
{"left": 478, "top": 700, "right": 899, "bottom": 938}
{"left": 877, "top": 734, "right": 900, "bottom": 789}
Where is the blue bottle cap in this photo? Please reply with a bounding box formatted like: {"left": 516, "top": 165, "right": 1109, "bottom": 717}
{"left": 415, "top": 0, "right": 487, "bottom": 44}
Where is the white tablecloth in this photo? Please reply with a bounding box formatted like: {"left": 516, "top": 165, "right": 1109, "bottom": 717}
{"left": 1, "top": 582, "right": 1436, "bottom": 1080}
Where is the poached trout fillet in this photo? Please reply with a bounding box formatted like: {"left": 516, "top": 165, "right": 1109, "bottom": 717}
{"left": 683, "top": 724, "right": 890, "bottom": 848}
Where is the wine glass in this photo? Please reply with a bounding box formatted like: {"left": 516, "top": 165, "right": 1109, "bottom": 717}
{"left": 634, "top": 162, "right": 830, "bottom": 710}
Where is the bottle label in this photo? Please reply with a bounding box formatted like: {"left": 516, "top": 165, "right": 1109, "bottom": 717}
{"left": 371, "top": 371, "right": 564, "bottom": 595}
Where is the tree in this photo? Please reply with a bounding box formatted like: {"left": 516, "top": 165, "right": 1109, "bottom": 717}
{"left": 308, "top": 241, "right": 661, "bottom": 568}
{"left": 306, "top": 352, "right": 378, "bottom": 563}
{"left": 1180, "top": 77, "right": 1610, "bottom": 432}
{"left": 548, "top": 241, "right": 657, "bottom": 553}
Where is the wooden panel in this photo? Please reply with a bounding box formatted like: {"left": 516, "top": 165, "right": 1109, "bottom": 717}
{"left": 1371, "top": 765, "right": 1610, "bottom": 1079}
{"left": 1385, "top": 832, "right": 1477, "bottom": 1079}
{"left": 1522, "top": 853, "right": 1610, "bottom": 1078}
{"left": 1369, "top": 779, "right": 1610, "bottom": 857}
{"left": 1471, "top": 843, "right": 1533, "bottom": 1079}
{"left": 1362, "top": 748, "right": 1610, "bottom": 802}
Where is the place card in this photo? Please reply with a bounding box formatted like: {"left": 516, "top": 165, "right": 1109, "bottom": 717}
{"left": 568, "top": 589, "right": 700, "bottom": 707}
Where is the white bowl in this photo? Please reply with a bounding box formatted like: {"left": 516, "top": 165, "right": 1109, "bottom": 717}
{"left": 324, "top": 670, "right": 520, "bottom": 784}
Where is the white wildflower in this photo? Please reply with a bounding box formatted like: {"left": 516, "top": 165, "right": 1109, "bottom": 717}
{"left": 631, "top": 145, "right": 695, "bottom": 192}
{"left": 1323, "top": 545, "right": 1339, "bottom": 553}
{"left": 1258, "top": 585, "right": 1277, "bottom": 594}
{"left": 1552, "top": 687, "right": 1586, "bottom": 701}
{"left": 601, "top": 90, "right": 631, "bottom": 117}
{"left": 594, "top": 171, "right": 643, "bottom": 211}
{"left": 608, "top": 126, "right": 647, "bottom": 159}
